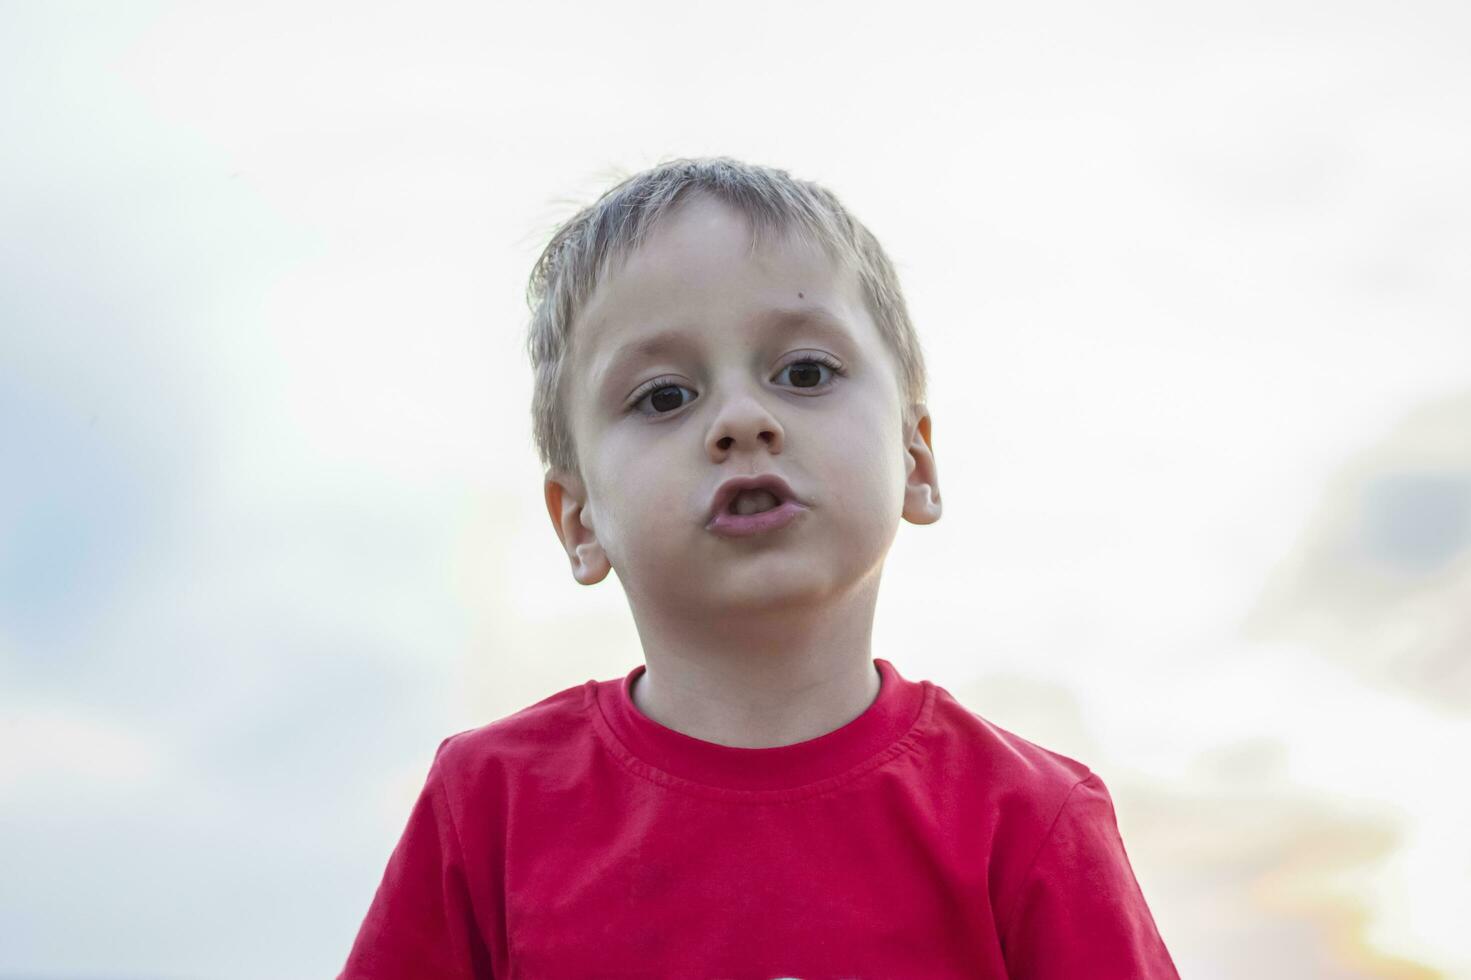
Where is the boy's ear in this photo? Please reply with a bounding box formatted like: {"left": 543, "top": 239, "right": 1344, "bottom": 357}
{"left": 901, "top": 406, "right": 942, "bottom": 526}
{"left": 544, "top": 468, "right": 612, "bottom": 585}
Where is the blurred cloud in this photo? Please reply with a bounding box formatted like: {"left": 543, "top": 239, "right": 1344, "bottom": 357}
{"left": 0, "top": 703, "right": 166, "bottom": 801}
{"left": 1120, "top": 769, "right": 1441, "bottom": 980}
{"left": 1245, "top": 390, "right": 1471, "bottom": 713}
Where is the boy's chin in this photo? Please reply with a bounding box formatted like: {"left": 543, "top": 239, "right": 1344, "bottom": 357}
{"left": 669, "top": 566, "right": 844, "bottom": 615}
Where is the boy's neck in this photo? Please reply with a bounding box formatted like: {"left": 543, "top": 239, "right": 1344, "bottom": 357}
{"left": 625, "top": 583, "right": 884, "bottom": 749}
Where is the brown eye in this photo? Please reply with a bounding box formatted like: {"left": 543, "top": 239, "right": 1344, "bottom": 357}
{"left": 777, "top": 358, "right": 841, "bottom": 390}
{"left": 789, "top": 363, "right": 823, "bottom": 387}
{"left": 649, "top": 385, "right": 687, "bottom": 413}
{"left": 632, "top": 382, "right": 697, "bottom": 415}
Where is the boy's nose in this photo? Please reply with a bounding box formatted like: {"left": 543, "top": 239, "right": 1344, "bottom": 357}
{"left": 706, "top": 394, "right": 785, "bottom": 458}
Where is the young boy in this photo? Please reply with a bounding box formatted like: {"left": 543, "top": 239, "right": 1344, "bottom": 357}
{"left": 339, "top": 157, "right": 1179, "bottom": 978}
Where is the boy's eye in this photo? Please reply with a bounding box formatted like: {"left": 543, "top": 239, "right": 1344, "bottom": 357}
{"left": 636, "top": 383, "right": 696, "bottom": 415}
{"left": 777, "top": 359, "right": 836, "bottom": 389}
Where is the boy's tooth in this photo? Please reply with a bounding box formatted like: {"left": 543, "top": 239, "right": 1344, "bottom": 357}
{"left": 732, "top": 489, "right": 780, "bottom": 515}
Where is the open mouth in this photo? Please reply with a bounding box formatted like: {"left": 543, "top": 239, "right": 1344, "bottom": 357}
{"left": 707, "top": 484, "right": 806, "bottom": 538}
{"left": 729, "top": 488, "right": 783, "bottom": 516}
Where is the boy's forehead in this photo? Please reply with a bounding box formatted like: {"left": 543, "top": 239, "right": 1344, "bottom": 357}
{"left": 573, "top": 200, "right": 868, "bottom": 366}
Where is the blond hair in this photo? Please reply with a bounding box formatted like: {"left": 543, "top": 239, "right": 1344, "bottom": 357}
{"left": 525, "top": 156, "right": 927, "bottom": 479}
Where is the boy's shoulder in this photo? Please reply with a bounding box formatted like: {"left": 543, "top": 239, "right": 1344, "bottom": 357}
{"left": 926, "top": 682, "right": 1100, "bottom": 807}
{"left": 429, "top": 676, "right": 595, "bottom": 781}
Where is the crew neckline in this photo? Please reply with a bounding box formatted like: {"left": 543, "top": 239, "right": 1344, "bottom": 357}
{"left": 587, "top": 657, "right": 932, "bottom": 795}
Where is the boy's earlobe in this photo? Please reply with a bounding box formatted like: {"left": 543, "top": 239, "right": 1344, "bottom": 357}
{"left": 901, "top": 408, "right": 942, "bottom": 526}
{"left": 544, "top": 469, "right": 613, "bottom": 585}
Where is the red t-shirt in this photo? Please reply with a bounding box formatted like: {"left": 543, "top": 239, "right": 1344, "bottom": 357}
{"left": 339, "top": 658, "right": 1178, "bottom": 978}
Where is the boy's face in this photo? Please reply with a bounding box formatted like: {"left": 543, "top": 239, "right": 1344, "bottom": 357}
{"left": 545, "top": 193, "right": 940, "bottom": 616}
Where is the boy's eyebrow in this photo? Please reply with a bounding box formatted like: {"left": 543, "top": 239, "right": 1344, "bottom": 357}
{"left": 594, "top": 305, "right": 857, "bottom": 398}
{"left": 758, "top": 305, "right": 857, "bottom": 343}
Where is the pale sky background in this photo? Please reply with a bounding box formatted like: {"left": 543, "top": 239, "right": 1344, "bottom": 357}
{"left": 2, "top": 1, "right": 1469, "bottom": 978}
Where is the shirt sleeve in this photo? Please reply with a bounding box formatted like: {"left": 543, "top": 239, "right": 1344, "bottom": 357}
{"left": 338, "top": 737, "right": 494, "bottom": 979}
{"left": 1001, "top": 771, "right": 1179, "bottom": 980}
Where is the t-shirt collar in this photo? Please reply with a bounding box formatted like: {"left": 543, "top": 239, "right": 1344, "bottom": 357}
{"left": 589, "top": 657, "right": 928, "bottom": 794}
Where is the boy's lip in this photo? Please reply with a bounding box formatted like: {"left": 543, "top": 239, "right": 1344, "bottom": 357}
{"left": 707, "top": 473, "right": 803, "bottom": 524}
